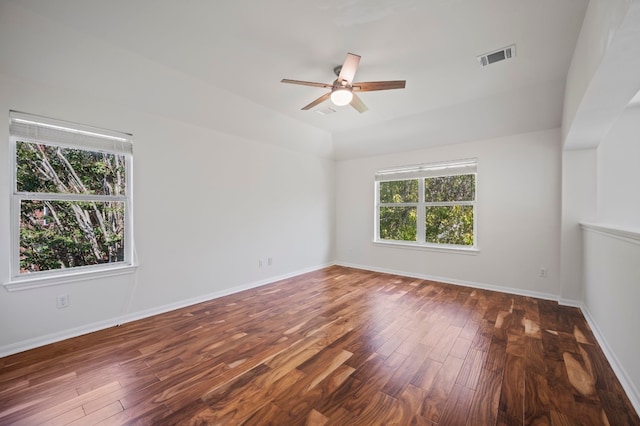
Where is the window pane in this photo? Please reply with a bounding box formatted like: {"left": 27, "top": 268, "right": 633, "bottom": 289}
{"left": 19, "top": 200, "right": 125, "bottom": 273}
{"left": 379, "top": 179, "right": 419, "bottom": 203}
{"left": 16, "top": 141, "right": 126, "bottom": 196}
{"left": 380, "top": 207, "right": 417, "bottom": 241}
{"left": 424, "top": 174, "right": 475, "bottom": 202}
{"left": 425, "top": 205, "right": 474, "bottom": 245}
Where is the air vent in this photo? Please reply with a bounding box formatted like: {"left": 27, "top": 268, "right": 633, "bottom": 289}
{"left": 477, "top": 44, "right": 516, "bottom": 67}
{"left": 316, "top": 107, "right": 336, "bottom": 115}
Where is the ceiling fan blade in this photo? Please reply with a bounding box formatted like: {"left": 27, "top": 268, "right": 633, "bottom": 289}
{"left": 352, "top": 80, "right": 406, "bottom": 92}
{"left": 301, "top": 92, "right": 331, "bottom": 110}
{"left": 281, "top": 79, "right": 333, "bottom": 89}
{"left": 350, "top": 93, "right": 368, "bottom": 113}
{"left": 338, "top": 53, "right": 361, "bottom": 84}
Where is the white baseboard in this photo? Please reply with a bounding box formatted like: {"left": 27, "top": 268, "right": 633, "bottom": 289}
{"left": 580, "top": 304, "right": 640, "bottom": 417}
{"left": 557, "top": 298, "right": 583, "bottom": 308}
{"left": 0, "top": 263, "right": 333, "bottom": 358}
{"left": 0, "top": 318, "right": 122, "bottom": 359}
{"left": 335, "top": 261, "right": 559, "bottom": 301}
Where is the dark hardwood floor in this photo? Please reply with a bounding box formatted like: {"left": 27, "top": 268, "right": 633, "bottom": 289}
{"left": 0, "top": 266, "right": 638, "bottom": 425}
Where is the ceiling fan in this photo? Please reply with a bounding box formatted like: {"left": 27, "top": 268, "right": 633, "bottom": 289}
{"left": 281, "top": 53, "right": 406, "bottom": 113}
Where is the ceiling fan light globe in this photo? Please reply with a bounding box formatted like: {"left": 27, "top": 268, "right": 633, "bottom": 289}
{"left": 330, "top": 88, "right": 353, "bottom": 106}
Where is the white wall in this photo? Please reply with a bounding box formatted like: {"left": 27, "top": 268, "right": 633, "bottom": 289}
{"left": 562, "top": 0, "right": 636, "bottom": 148}
{"left": 0, "top": 3, "right": 336, "bottom": 354}
{"left": 0, "top": 74, "right": 335, "bottom": 354}
{"left": 0, "top": 2, "right": 334, "bottom": 160}
{"left": 335, "top": 129, "right": 562, "bottom": 298}
{"left": 559, "top": 149, "right": 597, "bottom": 303}
{"left": 597, "top": 107, "right": 640, "bottom": 228}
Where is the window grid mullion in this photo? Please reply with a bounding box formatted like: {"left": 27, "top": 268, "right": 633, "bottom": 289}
{"left": 424, "top": 201, "right": 476, "bottom": 207}
{"left": 15, "top": 192, "right": 127, "bottom": 203}
{"left": 379, "top": 202, "right": 419, "bottom": 207}
{"left": 10, "top": 194, "right": 20, "bottom": 283}
{"left": 10, "top": 138, "right": 19, "bottom": 281}
{"left": 124, "top": 155, "right": 134, "bottom": 265}
{"left": 417, "top": 178, "right": 425, "bottom": 243}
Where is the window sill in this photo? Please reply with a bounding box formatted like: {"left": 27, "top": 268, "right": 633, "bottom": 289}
{"left": 3, "top": 264, "right": 138, "bottom": 292}
{"left": 373, "top": 240, "right": 479, "bottom": 255}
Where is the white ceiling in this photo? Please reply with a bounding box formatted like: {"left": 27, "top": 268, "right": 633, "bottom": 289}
{"left": 4, "top": 0, "right": 590, "bottom": 159}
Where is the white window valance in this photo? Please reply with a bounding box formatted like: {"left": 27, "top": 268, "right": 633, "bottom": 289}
{"left": 10, "top": 110, "right": 132, "bottom": 155}
{"left": 375, "top": 159, "right": 477, "bottom": 181}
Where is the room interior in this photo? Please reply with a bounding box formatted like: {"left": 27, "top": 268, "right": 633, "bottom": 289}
{"left": 1, "top": 0, "right": 639, "bottom": 423}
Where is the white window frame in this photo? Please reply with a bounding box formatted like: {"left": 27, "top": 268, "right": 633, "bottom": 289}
{"left": 374, "top": 159, "right": 478, "bottom": 253}
{"left": 5, "top": 111, "right": 136, "bottom": 291}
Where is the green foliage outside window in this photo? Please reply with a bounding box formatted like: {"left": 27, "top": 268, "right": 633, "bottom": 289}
{"left": 424, "top": 175, "right": 475, "bottom": 202}
{"left": 380, "top": 207, "right": 417, "bottom": 241}
{"left": 379, "top": 180, "right": 418, "bottom": 241}
{"left": 379, "top": 179, "right": 418, "bottom": 203}
{"left": 425, "top": 205, "right": 474, "bottom": 245}
{"left": 378, "top": 174, "right": 475, "bottom": 246}
{"left": 424, "top": 174, "right": 474, "bottom": 246}
{"left": 16, "top": 141, "right": 126, "bottom": 273}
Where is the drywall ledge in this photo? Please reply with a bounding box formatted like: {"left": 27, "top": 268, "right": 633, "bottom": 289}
{"left": 580, "top": 222, "right": 640, "bottom": 245}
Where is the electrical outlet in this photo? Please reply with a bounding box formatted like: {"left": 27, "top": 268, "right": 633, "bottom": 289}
{"left": 267, "top": 257, "right": 273, "bottom": 266}
{"left": 539, "top": 267, "right": 548, "bottom": 278}
{"left": 56, "top": 294, "right": 69, "bottom": 309}
{"left": 258, "top": 259, "right": 264, "bottom": 268}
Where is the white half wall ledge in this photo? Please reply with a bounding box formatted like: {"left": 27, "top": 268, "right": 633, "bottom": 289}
{"left": 580, "top": 222, "right": 640, "bottom": 245}
{"left": 0, "top": 262, "right": 333, "bottom": 358}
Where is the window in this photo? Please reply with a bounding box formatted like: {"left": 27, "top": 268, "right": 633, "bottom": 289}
{"left": 7, "top": 111, "right": 134, "bottom": 290}
{"left": 375, "top": 159, "right": 477, "bottom": 250}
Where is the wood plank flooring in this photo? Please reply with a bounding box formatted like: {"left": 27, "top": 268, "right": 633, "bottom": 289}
{"left": 1, "top": 266, "right": 638, "bottom": 425}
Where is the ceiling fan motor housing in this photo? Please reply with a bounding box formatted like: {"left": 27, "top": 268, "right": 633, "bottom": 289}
{"left": 332, "top": 79, "right": 351, "bottom": 90}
